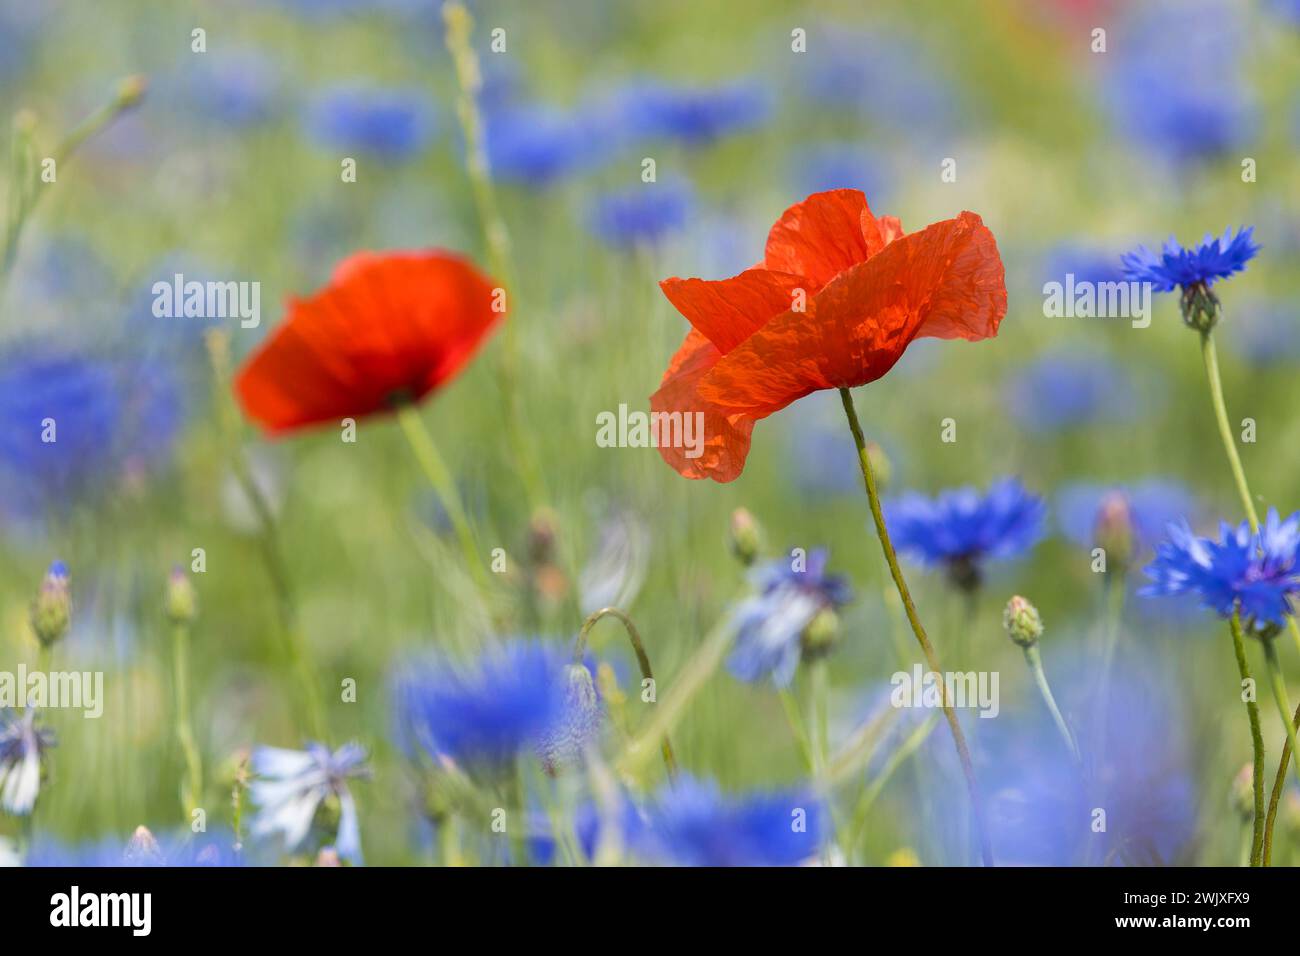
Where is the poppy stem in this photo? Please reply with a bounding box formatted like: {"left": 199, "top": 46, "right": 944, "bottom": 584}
{"left": 573, "top": 606, "right": 677, "bottom": 779}
{"left": 396, "top": 404, "right": 490, "bottom": 593}
{"left": 838, "top": 386, "right": 995, "bottom": 867}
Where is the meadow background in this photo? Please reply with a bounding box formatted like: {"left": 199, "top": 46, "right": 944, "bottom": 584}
{"left": 1, "top": 0, "right": 1299, "bottom": 866}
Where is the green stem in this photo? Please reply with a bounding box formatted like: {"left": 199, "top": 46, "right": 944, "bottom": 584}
{"left": 778, "top": 687, "right": 813, "bottom": 770}
{"left": 847, "top": 714, "right": 939, "bottom": 858}
{"left": 573, "top": 606, "right": 677, "bottom": 778}
{"left": 1261, "top": 636, "right": 1300, "bottom": 792}
{"left": 396, "top": 403, "right": 490, "bottom": 593}
{"left": 1263, "top": 702, "right": 1300, "bottom": 866}
{"left": 839, "top": 386, "right": 994, "bottom": 867}
{"left": 1228, "top": 614, "right": 1266, "bottom": 866}
{"left": 1200, "top": 331, "right": 1259, "bottom": 530}
{"left": 172, "top": 622, "right": 203, "bottom": 821}
{"left": 1023, "top": 644, "right": 1080, "bottom": 765}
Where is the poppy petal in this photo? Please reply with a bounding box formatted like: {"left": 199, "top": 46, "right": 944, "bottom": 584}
{"left": 659, "top": 269, "right": 807, "bottom": 355}
{"left": 235, "top": 251, "right": 502, "bottom": 433}
{"left": 649, "top": 329, "right": 755, "bottom": 482}
{"left": 764, "top": 188, "right": 881, "bottom": 290}
{"left": 699, "top": 212, "right": 1005, "bottom": 418}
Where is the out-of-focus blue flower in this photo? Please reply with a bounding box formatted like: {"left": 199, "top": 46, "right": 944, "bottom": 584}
{"left": 636, "top": 775, "right": 822, "bottom": 866}
{"left": 250, "top": 742, "right": 370, "bottom": 865}
{"left": 0, "top": 345, "right": 185, "bottom": 513}
{"left": 588, "top": 179, "right": 693, "bottom": 250}
{"left": 1142, "top": 510, "right": 1300, "bottom": 631}
{"left": 305, "top": 85, "right": 435, "bottom": 161}
{"left": 1121, "top": 227, "right": 1259, "bottom": 293}
{"left": 1228, "top": 302, "right": 1300, "bottom": 367}
{"left": 1004, "top": 353, "right": 1140, "bottom": 432}
{"left": 803, "top": 28, "right": 961, "bottom": 138}
{"left": 271, "top": 0, "right": 430, "bottom": 19}
{"left": 886, "top": 478, "right": 1046, "bottom": 589}
{"left": 781, "top": 394, "right": 878, "bottom": 496}
{"left": 24, "top": 826, "right": 246, "bottom": 867}
{"left": 932, "top": 644, "right": 1195, "bottom": 865}
{"left": 526, "top": 798, "right": 648, "bottom": 865}
{"left": 1057, "top": 480, "right": 1197, "bottom": 555}
{"left": 394, "top": 641, "right": 591, "bottom": 771}
{"left": 0, "top": 709, "right": 54, "bottom": 816}
{"left": 1103, "top": 0, "right": 1256, "bottom": 163}
{"left": 1042, "top": 243, "right": 1127, "bottom": 286}
{"left": 484, "top": 104, "right": 593, "bottom": 188}
{"left": 183, "top": 48, "right": 282, "bottom": 127}
{"left": 1272, "top": 0, "right": 1300, "bottom": 26}
{"left": 614, "top": 79, "right": 770, "bottom": 148}
{"left": 727, "top": 548, "right": 852, "bottom": 688}
{"left": 791, "top": 144, "right": 890, "bottom": 201}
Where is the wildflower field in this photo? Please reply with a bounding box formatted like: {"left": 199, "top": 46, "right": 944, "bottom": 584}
{"left": 2, "top": 0, "right": 1300, "bottom": 874}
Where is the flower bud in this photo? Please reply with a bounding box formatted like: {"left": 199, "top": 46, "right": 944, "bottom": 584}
{"left": 526, "top": 508, "right": 559, "bottom": 566}
{"left": 123, "top": 825, "right": 163, "bottom": 865}
{"left": 116, "top": 74, "right": 148, "bottom": 109}
{"left": 166, "top": 565, "right": 197, "bottom": 624}
{"left": 537, "top": 664, "right": 600, "bottom": 773}
{"left": 1003, "top": 595, "right": 1043, "bottom": 648}
{"left": 801, "top": 606, "right": 841, "bottom": 657}
{"left": 886, "top": 847, "right": 921, "bottom": 867}
{"left": 728, "top": 508, "right": 762, "bottom": 566}
{"left": 1230, "top": 763, "right": 1254, "bottom": 822}
{"left": 1180, "top": 281, "right": 1220, "bottom": 332}
{"left": 1095, "top": 491, "right": 1134, "bottom": 570}
{"left": 30, "top": 561, "right": 71, "bottom": 647}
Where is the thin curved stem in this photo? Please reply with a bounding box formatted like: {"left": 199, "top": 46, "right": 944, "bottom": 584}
{"left": 172, "top": 622, "right": 203, "bottom": 821}
{"left": 1023, "top": 645, "right": 1080, "bottom": 765}
{"left": 1228, "top": 614, "right": 1265, "bottom": 865}
{"left": 839, "top": 386, "right": 994, "bottom": 867}
{"left": 1261, "top": 637, "right": 1300, "bottom": 791}
{"left": 1201, "top": 331, "right": 1259, "bottom": 530}
{"left": 396, "top": 404, "right": 490, "bottom": 593}
{"left": 574, "top": 606, "right": 677, "bottom": 778}
{"left": 1263, "top": 701, "right": 1300, "bottom": 866}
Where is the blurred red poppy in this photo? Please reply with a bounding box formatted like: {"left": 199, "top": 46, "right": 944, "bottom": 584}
{"left": 235, "top": 250, "right": 503, "bottom": 433}
{"left": 651, "top": 189, "right": 1006, "bottom": 482}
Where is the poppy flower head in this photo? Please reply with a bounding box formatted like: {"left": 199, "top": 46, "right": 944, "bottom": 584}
{"left": 235, "top": 250, "right": 503, "bottom": 434}
{"left": 651, "top": 189, "right": 1006, "bottom": 482}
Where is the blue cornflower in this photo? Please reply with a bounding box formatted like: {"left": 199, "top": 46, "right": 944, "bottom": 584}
{"left": 183, "top": 48, "right": 282, "bottom": 127}
{"left": 614, "top": 80, "right": 770, "bottom": 148}
{"left": 249, "top": 742, "right": 370, "bottom": 864}
{"left": 1142, "top": 510, "right": 1300, "bottom": 632}
{"left": 791, "top": 144, "right": 890, "bottom": 201}
{"left": 1121, "top": 227, "right": 1260, "bottom": 294}
{"left": 727, "top": 548, "right": 852, "bottom": 688}
{"left": 637, "top": 775, "right": 823, "bottom": 866}
{"left": 1004, "top": 353, "right": 1141, "bottom": 433}
{"left": 886, "top": 478, "right": 1046, "bottom": 590}
{"left": 1229, "top": 302, "right": 1300, "bottom": 367}
{"left": 588, "top": 179, "right": 693, "bottom": 250}
{"left": 305, "top": 85, "right": 435, "bottom": 161}
{"left": 0, "top": 345, "right": 185, "bottom": 515}
{"left": 1104, "top": 0, "right": 1255, "bottom": 164}
{"left": 484, "top": 104, "right": 592, "bottom": 188}
{"left": 0, "top": 709, "right": 55, "bottom": 816}
{"left": 393, "top": 640, "right": 595, "bottom": 772}
{"left": 1057, "top": 480, "right": 1198, "bottom": 560}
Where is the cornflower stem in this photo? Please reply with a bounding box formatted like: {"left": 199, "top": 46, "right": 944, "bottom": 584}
{"left": 1260, "top": 634, "right": 1300, "bottom": 792}
{"left": 1263, "top": 703, "right": 1300, "bottom": 866}
{"left": 617, "top": 615, "right": 732, "bottom": 777}
{"left": 205, "top": 330, "right": 325, "bottom": 741}
{"left": 839, "top": 386, "right": 994, "bottom": 867}
{"left": 396, "top": 403, "right": 490, "bottom": 594}
{"left": 1228, "top": 614, "right": 1266, "bottom": 866}
{"left": 1023, "top": 644, "right": 1080, "bottom": 766}
{"left": 573, "top": 606, "right": 677, "bottom": 779}
{"left": 172, "top": 621, "right": 203, "bottom": 821}
{"left": 1199, "top": 327, "right": 1300, "bottom": 860}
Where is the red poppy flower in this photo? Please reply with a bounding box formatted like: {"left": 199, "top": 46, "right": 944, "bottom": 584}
{"left": 235, "top": 250, "right": 503, "bottom": 433}
{"left": 650, "top": 189, "right": 1006, "bottom": 482}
